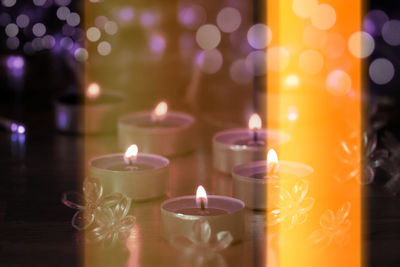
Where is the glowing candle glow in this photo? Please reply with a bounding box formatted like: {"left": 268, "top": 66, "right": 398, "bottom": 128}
{"left": 86, "top": 83, "right": 101, "bottom": 100}
{"left": 151, "top": 101, "right": 168, "bottom": 122}
{"left": 248, "top": 113, "right": 262, "bottom": 142}
{"left": 267, "top": 149, "right": 279, "bottom": 176}
{"left": 196, "top": 185, "right": 208, "bottom": 211}
{"left": 124, "top": 144, "right": 138, "bottom": 165}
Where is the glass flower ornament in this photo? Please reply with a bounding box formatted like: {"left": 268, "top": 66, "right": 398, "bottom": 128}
{"left": 267, "top": 180, "right": 314, "bottom": 228}
{"left": 308, "top": 201, "right": 351, "bottom": 250}
{"left": 62, "top": 178, "right": 136, "bottom": 247}
{"left": 169, "top": 219, "right": 233, "bottom": 267}
{"left": 333, "top": 131, "right": 387, "bottom": 184}
{"left": 380, "top": 132, "right": 400, "bottom": 195}
{"left": 86, "top": 196, "right": 136, "bottom": 247}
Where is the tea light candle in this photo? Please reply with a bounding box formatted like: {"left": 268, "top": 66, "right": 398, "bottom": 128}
{"left": 55, "top": 83, "right": 123, "bottom": 134}
{"left": 89, "top": 144, "right": 169, "bottom": 201}
{"left": 212, "top": 113, "right": 290, "bottom": 174}
{"left": 118, "top": 101, "right": 195, "bottom": 156}
{"left": 161, "top": 186, "right": 245, "bottom": 242}
{"left": 232, "top": 149, "right": 313, "bottom": 210}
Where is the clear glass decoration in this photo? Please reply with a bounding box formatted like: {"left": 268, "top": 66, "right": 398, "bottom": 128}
{"left": 380, "top": 132, "right": 400, "bottom": 195}
{"left": 267, "top": 180, "right": 314, "bottom": 228}
{"left": 62, "top": 178, "right": 135, "bottom": 247}
{"left": 169, "top": 219, "right": 233, "bottom": 267}
{"left": 334, "top": 131, "right": 387, "bottom": 184}
{"left": 308, "top": 201, "right": 351, "bottom": 250}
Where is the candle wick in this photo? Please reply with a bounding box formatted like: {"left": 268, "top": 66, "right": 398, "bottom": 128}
{"left": 253, "top": 130, "right": 258, "bottom": 143}
{"left": 200, "top": 199, "right": 205, "bottom": 211}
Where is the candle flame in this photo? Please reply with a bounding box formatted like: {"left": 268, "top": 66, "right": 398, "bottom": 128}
{"left": 124, "top": 144, "right": 138, "bottom": 165}
{"left": 196, "top": 185, "right": 208, "bottom": 209}
{"left": 152, "top": 101, "right": 168, "bottom": 122}
{"left": 86, "top": 83, "right": 101, "bottom": 100}
{"left": 267, "top": 149, "right": 279, "bottom": 175}
{"left": 248, "top": 113, "right": 262, "bottom": 130}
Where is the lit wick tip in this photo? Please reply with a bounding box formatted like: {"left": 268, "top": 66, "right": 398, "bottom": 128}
{"left": 267, "top": 149, "right": 279, "bottom": 175}
{"left": 152, "top": 101, "right": 168, "bottom": 122}
{"left": 248, "top": 113, "right": 262, "bottom": 143}
{"left": 124, "top": 144, "right": 138, "bottom": 165}
{"left": 196, "top": 185, "right": 208, "bottom": 211}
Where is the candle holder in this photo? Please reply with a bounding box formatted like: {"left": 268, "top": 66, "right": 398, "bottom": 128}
{"left": 89, "top": 151, "right": 169, "bottom": 201}
{"left": 161, "top": 195, "right": 245, "bottom": 243}
{"left": 118, "top": 111, "right": 195, "bottom": 156}
{"left": 55, "top": 90, "right": 123, "bottom": 134}
{"left": 232, "top": 160, "right": 313, "bottom": 210}
{"left": 212, "top": 129, "right": 290, "bottom": 174}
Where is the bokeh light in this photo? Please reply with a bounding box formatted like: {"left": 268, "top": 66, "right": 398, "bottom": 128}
{"left": 6, "top": 37, "right": 19, "bottom": 50}
{"left": 229, "top": 59, "right": 253, "bottom": 85}
{"left": 311, "top": 4, "right": 336, "bottom": 30}
{"left": 247, "top": 23, "right": 272, "bottom": 49}
{"left": 149, "top": 34, "right": 166, "bottom": 54}
{"left": 287, "top": 106, "right": 299, "bottom": 121}
{"left": 16, "top": 14, "right": 30, "bottom": 28}
{"left": 302, "top": 25, "right": 327, "bottom": 49}
{"left": 178, "top": 4, "right": 206, "bottom": 29}
{"left": 60, "top": 36, "right": 73, "bottom": 50}
{"left": 369, "top": 58, "right": 395, "bottom": 85}
{"left": 97, "top": 41, "right": 112, "bottom": 56}
{"left": 196, "top": 49, "right": 223, "bottom": 74}
{"left": 66, "top": 12, "right": 80, "bottom": 27}
{"left": 104, "top": 21, "right": 118, "bottom": 35}
{"left": 86, "top": 27, "right": 101, "bottom": 42}
{"left": 267, "top": 46, "right": 290, "bottom": 72}
{"left": 42, "top": 35, "right": 56, "bottom": 49}
{"left": 74, "top": 48, "right": 88, "bottom": 61}
{"left": 2, "top": 0, "right": 16, "bottom": 7}
{"left": 292, "top": 0, "right": 318, "bottom": 18}
{"left": 55, "top": 0, "right": 71, "bottom": 5}
{"left": 95, "top": 16, "right": 108, "bottom": 29}
{"left": 363, "top": 9, "right": 389, "bottom": 37}
{"left": 140, "top": 11, "right": 159, "bottom": 28}
{"left": 5, "top": 23, "right": 18, "bottom": 37}
{"left": 299, "top": 49, "right": 324, "bottom": 74}
{"left": 117, "top": 7, "right": 135, "bottom": 23}
{"left": 245, "top": 50, "right": 266, "bottom": 76}
{"left": 285, "top": 74, "right": 300, "bottom": 88}
{"left": 32, "top": 23, "right": 46, "bottom": 37}
{"left": 57, "top": 7, "right": 70, "bottom": 21}
{"left": 348, "top": 31, "right": 374, "bottom": 58}
{"left": 321, "top": 33, "right": 346, "bottom": 59}
{"left": 33, "top": 0, "right": 47, "bottom": 7}
{"left": 382, "top": 20, "right": 400, "bottom": 46}
{"left": 326, "top": 69, "right": 352, "bottom": 96}
{"left": 216, "top": 7, "right": 241, "bottom": 33}
{"left": 196, "top": 24, "right": 221, "bottom": 50}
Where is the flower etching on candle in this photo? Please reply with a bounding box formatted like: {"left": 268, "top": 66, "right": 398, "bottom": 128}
{"left": 267, "top": 180, "right": 314, "bottom": 228}
{"left": 169, "top": 219, "right": 233, "bottom": 267}
{"left": 333, "top": 131, "right": 387, "bottom": 184}
{"left": 308, "top": 201, "right": 351, "bottom": 250}
{"left": 62, "top": 178, "right": 136, "bottom": 247}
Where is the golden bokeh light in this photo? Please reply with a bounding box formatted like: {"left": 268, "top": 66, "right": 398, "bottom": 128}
{"left": 311, "top": 4, "right": 336, "bottom": 30}
{"left": 299, "top": 49, "right": 324, "bottom": 75}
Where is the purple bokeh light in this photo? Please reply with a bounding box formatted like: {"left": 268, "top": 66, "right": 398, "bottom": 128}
{"left": 363, "top": 9, "right": 389, "bottom": 36}
{"left": 118, "top": 7, "right": 134, "bottom": 22}
{"left": 149, "top": 34, "right": 166, "bottom": 54}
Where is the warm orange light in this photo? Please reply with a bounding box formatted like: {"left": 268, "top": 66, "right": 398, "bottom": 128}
{"left": 124, "top": 144, "right": 138, "bottom": 165}
{"left": 152, "top": 101, "right": 168, "bottom": 121}
{"left": 196, "top": 185, "right": 208, "bottom": 209}
{"left": 285, "top": 74, "right": 300, "bottom": 88}
{"left": 267, "top": 149, "right": 279, "bottom": 175}
{"left": 248, "top": 113, "right": 262, "bottom": 130}
{"left": 86, "top": 83, "right": 101, "bottom": 100}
